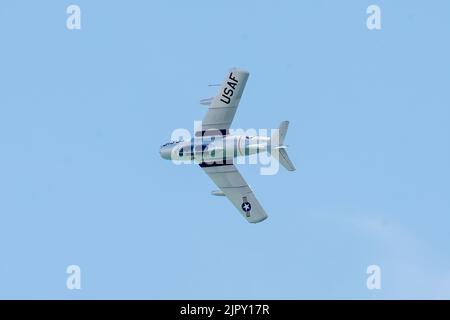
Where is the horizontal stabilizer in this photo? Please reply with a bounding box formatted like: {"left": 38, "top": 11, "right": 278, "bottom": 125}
{"left": 278, "top": 148, "right": 296, "bottom": 171}
{"left": 271, "top": 121, "right": 296, "bottom": 171}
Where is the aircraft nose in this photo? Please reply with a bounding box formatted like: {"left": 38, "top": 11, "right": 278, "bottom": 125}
{"left": 159, "top": 147, "right": 172, "bottom": 160}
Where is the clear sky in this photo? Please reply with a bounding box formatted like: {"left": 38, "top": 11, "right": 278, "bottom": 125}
{"left": 0, "top": 0, "right": 449, "bottom": 299}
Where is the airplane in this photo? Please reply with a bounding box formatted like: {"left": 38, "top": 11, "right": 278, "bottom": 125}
{"left": 159, "top": 68, "right": 295, "bottom": 223}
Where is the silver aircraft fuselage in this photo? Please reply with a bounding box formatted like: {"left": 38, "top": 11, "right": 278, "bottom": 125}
{"left": 159, "top": 134, "right": 271, "bottom": 163}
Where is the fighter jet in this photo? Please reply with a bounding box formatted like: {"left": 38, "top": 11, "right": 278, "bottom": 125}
{"left": 159, "top": 68, "right": 295, "bottom": 223}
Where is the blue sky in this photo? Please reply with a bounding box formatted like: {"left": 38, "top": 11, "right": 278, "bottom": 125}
{"left": 0, "top": 0, "right": 449, "bottom": 299}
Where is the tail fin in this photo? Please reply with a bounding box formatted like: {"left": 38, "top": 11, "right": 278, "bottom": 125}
{"left": 271, "top": 121, "right": 296, "bottom": 171}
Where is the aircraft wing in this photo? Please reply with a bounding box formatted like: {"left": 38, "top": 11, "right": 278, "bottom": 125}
{"left": 200, "top": 163, "right": 268, "bottom": 223}
{"left": 202, "top": 69, "right": 249, "bottom": 131}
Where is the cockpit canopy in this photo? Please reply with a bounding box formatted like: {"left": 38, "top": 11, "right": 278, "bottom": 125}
{"left": 160, "top": 139, "right": 183, "bottom": 148}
